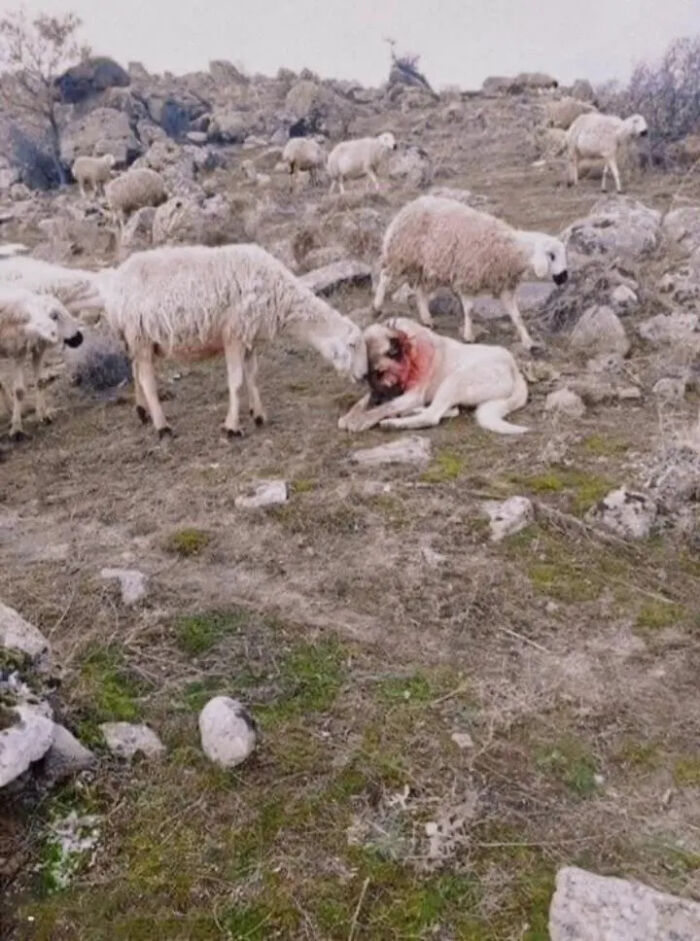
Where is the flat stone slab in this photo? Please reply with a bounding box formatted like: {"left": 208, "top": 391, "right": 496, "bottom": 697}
{"left": 100, "top": 722, "right": 165, "bottom": 759}
{"left": 550, "top": 866, "right": 700, "bottom": 940}
{"left": 300, "top": 260, "right": 372, "bottom": 297}
{"left": 100, "top": 568, "right": 148, "bottom": 606}
{"left": 350, "top": 435, "right": 432, "bottom": 467}
{"left": 0, "top": 703, "right": 55, "bottom": 787}
{"left": 235, "top": 479, "right": 288, "bottom": 509}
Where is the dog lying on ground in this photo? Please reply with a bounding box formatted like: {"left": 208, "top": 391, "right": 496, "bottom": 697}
{"left": 338, "top": 317, "right": 529, "bottom": 434}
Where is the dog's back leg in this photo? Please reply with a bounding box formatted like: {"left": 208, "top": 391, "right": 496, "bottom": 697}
{"left": 379, "top": 373, "right": 463, "bottom": 429}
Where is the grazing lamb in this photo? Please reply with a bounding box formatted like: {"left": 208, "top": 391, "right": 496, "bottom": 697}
{"left": 72, "top": 154, "right": 115, "bottom": 198}
{"left": 100, "top": 243, "right": 368, "bottom": 438}
{"left": 327, "top": 132, "right": 397, "bottom": 194}
{"left": 373, "top": 196, "right": 568, "bottom": 350}
{"left": 105, "top": 167, "right": 168, "bottom": 229}
{"left": 546, "top": 97, "right": 597, "bottom": 130}
{"left": 0, "top": 288, "right": 83, "bottom": 439}
{"left": 281, "top": 137, "right": 325, "bottom": 187}
{"left": 566, "top": 112, "right": 648, "bottom": 193}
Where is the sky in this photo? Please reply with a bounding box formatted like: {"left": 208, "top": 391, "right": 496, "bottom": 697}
{"left": 13, "top": 0, "right": 700, "bottom": 89}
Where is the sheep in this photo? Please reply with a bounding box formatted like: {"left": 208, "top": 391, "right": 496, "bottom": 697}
{"left": 281, "top": 137, "right": 325, "bottom": 187}
{"left": 105, "top": 167, "right": 168, "bottom": 230}
{"left": 546, "top": 97, "right": 597, "bottom": 130}
{"left": 71, "top": 154, "right": 116, "bottom": 198}
{"left": 566, "top": 112, "right": 648, "bottom": 193}
{"left": 327, "top": 132, "right": 397, "bottom": 195}
{"left": 0, "top": 288, "right": 83, "bottom": 439}
{"left": 0, "top": 255, "right": 107, "bottom": 324}
{"left": 373, "top": 195, "right": 568, "bottom": 350}
{"left": 100, "top": 243, "right": 368, "bottom": 438}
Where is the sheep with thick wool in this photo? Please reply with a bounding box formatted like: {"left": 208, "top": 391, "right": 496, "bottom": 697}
{"left": 72, "top": 154, "right": 115, "bottom": 198}
{"left": 566, "top": 112, "right": 648, "bottom": 193}
{"left": 546, "top": 97, "right": 597, "bottom": 130}
{"left": 100, "top": 243, "right": 367, "bottom": 438}
{"left": 105, "top": 167, "right": 168, "bottom": 229}
{"left": 373, "top": 196, "right": 568, "bottom": 350}
{"left": 0, "top": 288, "right": 83, "bottom": 439}
{"left": 0, "top": 255, "right": 106, "bottom": 324}
{"left": 281, "top": 138, "right": 325, "bottom": 187}
{"left": 327, "top": 132, "right": 397, "bottom": 194}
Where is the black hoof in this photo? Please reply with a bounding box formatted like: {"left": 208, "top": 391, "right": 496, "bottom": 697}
{"left": 254, "top": 415, "right": 265, "bottom": 427}
{"left": 158, "top": 426, "right": 173, "bottom": 440}
{"left": 225, "top": 428, "right": 244, "bottom": 440}
{"left": 136, "top": 405, "right": 149, "bottom": 425}
{"left": 10, "top": 430, "right": 27, "bottom": 443}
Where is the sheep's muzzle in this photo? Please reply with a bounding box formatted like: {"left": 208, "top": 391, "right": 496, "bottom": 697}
{"left": 553, "top": 271, "right": 568, "bottom": 286}
{"left": 64, "top": 330, "right": 84, "bottom": 348}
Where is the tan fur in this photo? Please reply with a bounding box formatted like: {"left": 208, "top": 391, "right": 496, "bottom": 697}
{"left": 547, "top": 97, "right": 597, "bottom": 130}
{"left": 282, "top": 138, "right": 324, "bottom": 186}
{"left": 566, "top": 112, "right": 648, "bottom": 192}
{"left": 72, "top": 154, "right": 115, "bottom": 197}
{"left": 105, "top": 167, "right": 168, "bottom": 228}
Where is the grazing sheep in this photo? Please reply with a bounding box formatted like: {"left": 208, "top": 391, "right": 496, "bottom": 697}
{"left": 0, "top": 288, "right": 83, "bottom": 439}
{"left": 373, "top": 196, "right": 568, "bottom": 350}
{"left": 105, "top": 167, "right": 168, "bottom": 229}
{"left": 566, "top": 112, "right": 648, "bottom": 193}
{"left": 546, "top": 97, "right": 597, "bottom": 130}
{"left": 0, "top": 255, "right": 107, "bottom": 324}
{"left": 71, "top": 154, "right": 116, "bottom": 198}
{"left": 100, "top": 243, "right": 368, "bottom": 438}
{"left": 281, "top": 137, "right": 325, "bottom": 187}
{"left": 327, "top": 132, "right": 397, "bottom": 194}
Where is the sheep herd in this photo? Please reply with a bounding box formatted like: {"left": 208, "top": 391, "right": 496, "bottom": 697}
{"left": 0, "top": 97, "right": 671, "bottom": 458}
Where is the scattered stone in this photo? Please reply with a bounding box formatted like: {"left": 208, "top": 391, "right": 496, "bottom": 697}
{"left": 636, "top": 312, "right": 699, "bottom": 347}
{"left": 585, "top": 487, "right": 657, "bottom": 540}
{"left": 100, "top": 568, "right": 148, "bottom": 605}
{"left": 549, "top": 866, "right": 700, "bottom": 941}
{"left": 561, "top": 197, "right": 661, "bottom": 264}
{"left": 100, "top": 722, "right": 165, "bottom": 759}
{"left": 545, "top": 388, "right": 586, "bottom": 418}
{"left": 570, "top": 305, "right": 630, "bottom": 357}
{"left": 652, "top": 377, "right": 687, "bottom": 401}
{"left": 610, "top": 283, "right": 638, "bottom": 311}
{"left": 482, "top": 496, "right": 534, "bottom": 542}
{"left": 300, "top": 260, "right": 372, "bottom": 297}
{"left": 235, "top": 479, "right": 288, "bottom": 509}
{"left": 662, "top": 206, "right": 700, "bottom": 255}
{"left": 586, "top": 352, "right": 624, "bottom": 374}
{"left": 199, "top": 696, "right": 257, "bottom": 768}
{"left": 0, "top": 702, "right": 55, "bottom": 787}
{"left": 451, "top": 732, "right": 474, "bottom": 749}
{"left": 43, "top": 725, "right": 96, "bottom": 783}
{"left": 0, "top": 601, "right": 50, "bottom": 664}
{"left": 349, "top": 436, "right": 432, "bottom": 467}
{"left": 421, "top": 545, "right": 447, "bottom": 568}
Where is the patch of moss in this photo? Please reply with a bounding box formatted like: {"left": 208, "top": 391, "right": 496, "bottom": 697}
{"left": 291, "top": 477, "right": 316, "bottom": 494}
{"left": 368, "top": 494, "right": 409, "bottom": 528}
{"left": 528, "top": 561, "right": 601, "bottom": 602}
{"left": 615, "top": 740, "right": 662, "bottom": 768}
{"left": 77, "top": 645, "right": 147, "bottom": 727}
{"left": 174, "top": 609, "right": 249, "bottom": 656}
{"left": 377, "top": 673, "right": 434, "bottom": 704}
{"left": 165, "top": 528, "right": 211, "bottom": 557}
{"left": 673, "top": 756, "right": 700, "bottom": 786}
{"left": 535, "top": 738, "right": 599, "bottom": 796}
{"left": 581, "top": 433, "right": 630, "bottom": 457}
{"left": 513, "top": 468, "right": 612, "bottom": 514}
{"left": 259, "top": 638, "right": 345, "bottom": 726}
{"left": 420, "top": 450, "right": 464, "bottom": 483}
{"left": 636, "top": 601, "right": 684, "bottom": 632}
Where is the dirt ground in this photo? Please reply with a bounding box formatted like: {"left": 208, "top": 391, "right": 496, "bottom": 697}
{"left": 1, "top": 94, "right": 699, "bottom": 939}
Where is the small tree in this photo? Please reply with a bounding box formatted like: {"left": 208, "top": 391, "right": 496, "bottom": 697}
{"left": 0, "top": 9, "right": 89, "bottom": 185}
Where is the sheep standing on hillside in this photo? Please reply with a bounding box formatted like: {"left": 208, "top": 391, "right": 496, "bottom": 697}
{"left": 281, "top": 138, "right": 325, "bottom": 187}
{"left": 566, "top": 112, "right": 648, "bottom": 193}
{"left": 373, "top": 196, "right": 568, "bottom": 350}
{"left": 546, "top": 97, "right": 597, "bottom": 130}
{"left": 100, "top": 243, "right": 367, "bottom": 438}
{"left": 0, "top": 289, "right": 83, "bottom": 439}
{"left": 72, "top": 154, "right": 115, "bottom": 198}
{"left": 327, "top": 132, "right": 396, "bottom": 194}
{"left": 105, "top": 167, "right": 168, "bottom": 230}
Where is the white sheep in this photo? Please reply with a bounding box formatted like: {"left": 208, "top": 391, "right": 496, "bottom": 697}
{"left": 566, "top": 112, "right": 648, "bottom": 193}
{"left": 281, "top": 138, "right": 325, "bottom": 187}
{"left": 71, "top": 154, "right": 116, "bottom": 198}
{"left": 105, "top": 167, "right": 168, "bottom": 230}
{"left": 0, "top": 256, "right": 107, "bottom": 324}
{"left": 100, "top": 243, "right": 368, "bottom": 438}
{"left": 0, "top": 288, "right": 83, "bottom": 439}
{"left": 373, "top": 195, "right": 568, "bottom": 350}
{"left": 546, "top": 97, "right": 597, "bottom": 130}
{"left": 327, "top": 132, "right": 397, "bottom": 194}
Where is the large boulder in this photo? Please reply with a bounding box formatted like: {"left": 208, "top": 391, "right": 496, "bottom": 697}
{"left": 0, "top": 702, "right": 55, "bottom": 788}
{"left": 152, "top": 197, "right": 205, "bottom": 245}
{"left": 539, "top": 260, "right": 639, "bottom": 333}
{"left": 561, "top": 197, "right": 661, "bottom": 265}
{"left": 55, "top": 57, "right": 130, "bottom": 104}
{"left": 388, "top": 145, "right": 433, "bottom": 188}
{"left": 284, "top": 80, "right": 353, "bottom": 137}
{"left": 662, "top": 207, "right": 700, "bottom": 255}
{"left": 569, "top": 305, "right": 630, "bottom": 357}
{"left": 60, "top": 107, "right": 141, "bottom": 165}
{"left": 586, "top": 488, "right": 658, "bottom": 540}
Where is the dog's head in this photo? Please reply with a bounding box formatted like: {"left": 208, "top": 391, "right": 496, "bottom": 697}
{"left": 363, "top": 323, "right": 413, "bottom": 402}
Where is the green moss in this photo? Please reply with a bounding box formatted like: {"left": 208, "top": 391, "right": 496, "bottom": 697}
{"left": 77, "top": 645, "right": 147, "bottom": 727}
{"left": 377, "top": 673, "right": 434, "bottom": 704}
{"left": 581, "top": 433, "right": 630, "bottom": 456}
{"left": 260, "top": 638, "right": 345, "bottom": 725}
{"left": 673, "top": 756, "right": 700, "bottom": 786}
{"left": 636, "top": 601, "right": 684, "bottom": 632}
{"left": 291, "top": 477, "right": 316, "bottom": 494}
{"left": 174, "top": 609, "right": 249, "bottom": 656}
{"left": 536, "top": 738, "right": 599, "bottom": 796}
{"left": 420, "top": 450, "right": 464, "bottom": 483}
{"left": 165, "top": 528, "right": 211, "bottom": 557}
{"left": 517, "top": 471, "right": 565, "bottom": 493}
{"left": 513, "top": 468, "right": 612, "bottom": 513}
{"left": 528, "top": 561, "right": 601, "bottom": 602}
{"left": 615, "top": 741, "right": 662, "bottom": 768}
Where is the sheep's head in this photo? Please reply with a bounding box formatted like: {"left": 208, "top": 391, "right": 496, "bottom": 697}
{"left": 103, "top": 153, "right": 116, "bottom": 168}
{"left": 377, "top": 132, "right": 397, "bottom": 152}
{"left": 525, "top": 234, "right": 568, "bottom": 284}
{"left": 625, "top": 114, "right": 648, "bottom": 137}
{"left": 316, "top": 321, "right": 368, "bottom": 381}
{"left": 30, "top": 294, "right": 84, "bottom": 348}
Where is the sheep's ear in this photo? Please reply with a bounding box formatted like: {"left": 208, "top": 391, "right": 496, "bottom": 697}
{"left": 532, "top": 244, "right": 548, "bottom": 279}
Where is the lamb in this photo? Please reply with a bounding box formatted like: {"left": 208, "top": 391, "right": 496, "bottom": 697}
{"left": 373, "top": 196, "right": 568, "bottom": 350}
{"left": 0, "top": 288, "right": 83, "bottom": 439}
{"left": 327, "top": 132, "right": 397, "bottom": 194}
{"left": 71, "top": 154, "right": 115, "bottom": 198}
{"left": 100, "top": 243, "right": 368, "bottom": 438}
{"left": 281, "top": 138, "right": 325, "bottom": 187}
{"left": 566, "top": 112, "right": 648, "bottom": 193}
{"left": 105, "top": 167, "right": 168, "bottom": 229}
{"left": 546, "top": 97, "right": 597, "bottom": 130}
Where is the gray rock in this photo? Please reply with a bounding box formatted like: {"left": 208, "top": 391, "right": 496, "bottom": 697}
{"left": 585, "top": 487, "right": 657, "bottom": 540}
{"left": 100, "top": 568, "right": 148, "bottom": 605}
{"left": 657, "top": 250, "right": 700, "bottom": 310}
{"left": 482, "top": 496, "right": 534, "bottom": 542}
{"left": 387, "top": 146, "right": 433, "bottom": 188}
{"left": 561, "top": 197, "right": 661, "bottom": 264}
{"left": 637, "top": 312, "right": 699, "bottom": 347}
{"left": 64, "top": 328, "right": 132, "bottom": 396}
{"left": 120, "top": 206, "right": 155, "bottom": 255}
{"left": 300, "top": 260, "right": 372, "bottom": 297}
{"left": 100, "top": 722, "right": 165, "bottom": 759}
{"left": 0, "top": 601, "right": 50, "bottom": 664}
{"left": 652, "top": 377, "right": 687, "bottom": 401}
{"left": 570, "top": 305, "right": 629, "bottom": 356}
{"left": 152, "top": 196, "right": 204, "bottom": 246}
{"left": 350, "top": 436, "right": 432, "bottom": 467}
{"left": 60, "top": 107, "right": 141, "bottom": 165}
{"left": 610, "top": 283, "right": 638, "bottom": 311}
{"left": 0, "top": 703, "right": 55, "bottom": 787}
{"left": 549, "top": 866, "right": 700, "bottom": 940}
{"left": 199, "top": 696, "right": 257, "bottom": 768}
{"left": 662, "top": 206, "right": 700, "bottom": 254}
{"left": 43, "top": 725, "right": 96, "bottom": 783}
{"left": 235, "top": 480, "right": 288, "bottom": 509}
{"left": 545, "top": 388, "right": 586, "bottom": 418}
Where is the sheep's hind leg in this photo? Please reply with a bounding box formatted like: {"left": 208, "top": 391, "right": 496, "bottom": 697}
{"left": 501, "top": 289, "right": 536, "bottom": 351}
{"left": 9, "top": 362, "right": 27, "bottom": 441}
{"left": 223, "top": 338, "right": 245, "bottom": 439}
{"left": 244, "top": 348, "right": 266, "bottom": 426}
{"left": 132, "top": 361, "right": 149, "bottom": 425}
{"left": 459, "top": 294, "right": 475, "bottom": 342}
{"left": 601, "top": 161, "right": 609, "bottom": 192}
{"left": 372, "top": 269, "right": 391, "bottom": 314}
{"left": 367, "top": 168, "right": 380, "bottom": 192}
{"left": 415, "top": 287, "right": 434, "bottom": 328}
{"left": 31, "top": 348, "right": 52, "bottom": 424}
{"left": 609, "top": 157, "right": 622, "bottom": 193}
{"left": 134, "top": 349, "right": 171, "bottom": 438}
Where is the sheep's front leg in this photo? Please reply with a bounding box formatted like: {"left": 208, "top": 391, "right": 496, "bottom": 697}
{"left": 367, "top": 168, "right": 380, "bottom": 192}
{"left": 30, "top": 347, "right": 52, "bottom": 424}
{"left": 567, "top": 151, "right": 578, "bottom": 187}
{"left": 243, "top": 348, "right": 266, "bottom": 427}
{"left": 501, "top": 289, "right": 536, "bottom": 351}
{"left": 415, "top": 287, "right": 434, "bottom": 328}
{"left": 601, "top": 161, "right": 609, "bottom": 192}
{"left": 339, "top": 388, "right": 426, "bottom": 432}
{"left": 9, "top": 361, "right": 27, "bottom": 441}
{"left": 459, "top": 294, "right": 475, "bottom": 342}
{"left": 609, "top": 157, "right": 622, "bottom": 193}
{"left": 372, "top": 269, "right": 391, "bottom": 314}
{"left": 223, "top": 338, "right": 245, "bottom": 439}
{"left": 131, "top": 361, "right": 149, "bottom": 425}
{"left": 133, "top": 348, "right": 171, "bottom": 438}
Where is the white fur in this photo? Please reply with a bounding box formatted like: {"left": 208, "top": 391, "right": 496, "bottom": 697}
{"left": 71, "top": 154, "right": 115, "bottom": 198}
{"left": 281, "top": 138, "right": 325, "bottom": 186}
{"left": 566, "top": 112, "right": 648, "bottom": 193}
{"left": 0, "top": 256, "right": 107, "bottom": 324}
{"left": 327, "top": 132, "right": 396, "bottom": 194}
{"left": 105, "top": 167, "right": 168, "bottom": 229}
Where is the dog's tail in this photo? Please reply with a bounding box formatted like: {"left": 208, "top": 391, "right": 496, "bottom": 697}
{"left": 474, "top": 361, "right": 529, "bottom": 435}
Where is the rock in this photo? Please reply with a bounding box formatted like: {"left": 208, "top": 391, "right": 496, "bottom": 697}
{"left": 209, "top": 60, "right": 248, "bottom": 85}
{"left": 662, "top": 206, "right": 700, "bottom": 255}
{"left": 585, "top": 487, "right": 657, "bottom": 540}
{"left": 644, "top": 445, "right": 700, "bottom": 513}
{"left": 235, "top": 480, "right": 288, "bottom": 509}
{"left": 562, "top": 197, "right": 660, "bottom": 264}
{"left": 387, "top": 146, "right": 433, "bottom": 188}
{"left": 482, "top": 496, "right": 534, "bottom": 542}
{"left": 199, "top": 696, "right": 257, "bottom": 768}
{"left": 610, "top": 283, "right": 638, "bottom": 311}
{"left": 64, "top": 328, "right": 132, "bottom": 395}
{"left": 0, "top": 703, "right": 55, "bottom": 787}
{"left": 152, "top": 197, "right": 204, "bottom": 245}
{"left": 540, "top": 261, "right": 638, "bottom": 334}
{"left": 100, "top": 568, "right": 148, "bottom": 605}
{"left": 586, "top": 352, "right": 624, "bottom": 374}
{"left": 43, "top": 726, "right": 96, "bottom": 783}
{"left": 100, "top": 722, "right": 165, "bottom": 759}
{"left": 549, "top": 866, "right": 700, "bottom": 940}
{"left": 60, "top": 107, "right": 141, "bottom": 165}
{"left": 56, "top": 57, "right": 130, "bottom": 104}
{"left": 421, "top": 545, "right": 446, "bottom": 568}
{"left": 570, "top": 305, "right": 629, "bottom": 356}
{"left": 571, "top": 79, "right": 595, "bottom": 101}
{"left": 350, "top": 436, "right": 432, "bottom": 467}
{"left": 0, "top": 601, "right": 50, "bottom": 663}
{"left": 300, "top": 260, "right": 372, "bottom": 297}
{"left": 186, "top": 131, "right": 208, "bottom": 144}
{"left": 657, "top": 250, "right": 700, "bottom": 310}
{"left": 652, "top": 377, "right": 687, "bottom": 401}
{"left": 545, "top": 388, "right": 586, "bottom": 418}
{"left": 451, "top": 732, "right": 474, "bottom": 749}
{"left": 637, "top": 312, "right": 699, "bottom": 347}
